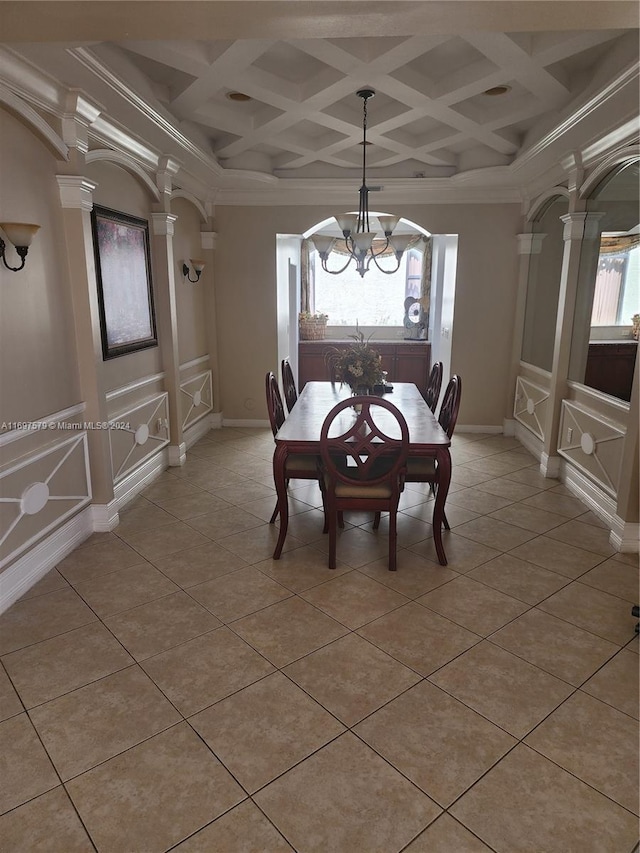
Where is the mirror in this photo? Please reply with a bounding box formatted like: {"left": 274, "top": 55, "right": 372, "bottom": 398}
{"left": 569, "top": 160, "right": 639, "bottom": 401}
{"left": 521, "top": 196, "right": 568, "bottom": 371}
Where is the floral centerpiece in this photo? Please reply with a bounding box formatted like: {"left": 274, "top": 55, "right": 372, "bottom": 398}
{"left": 330, "top": 326, "right": 384, "bottom": 394}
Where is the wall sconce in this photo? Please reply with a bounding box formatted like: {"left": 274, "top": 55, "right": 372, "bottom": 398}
{"left": 182, "top": 259, "right": 205, "bottom": 283}
{"left": 0, "top": 222, "right": 40, "bottom": 272}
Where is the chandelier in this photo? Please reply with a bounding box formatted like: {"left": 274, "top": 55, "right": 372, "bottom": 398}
{"left": 309, "top": 89, "right": 413, "bottom": 279}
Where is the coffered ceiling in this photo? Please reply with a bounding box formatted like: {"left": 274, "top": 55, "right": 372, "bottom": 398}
{"left": 1, "top": 2, "right": 638, "bottom": 200}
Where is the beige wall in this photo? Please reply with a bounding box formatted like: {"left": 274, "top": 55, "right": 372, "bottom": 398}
{"left": 172, "top": 198, "right": 208, "bottom": 365}
{"left": 214, "top": 203, "right": 521, "bottom": 425}
{"left": 0, "top": 111, "right": 81, "bottom": 425}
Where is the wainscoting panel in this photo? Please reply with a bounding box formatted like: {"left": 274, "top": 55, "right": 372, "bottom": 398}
{"left": 109, "top": 393, "right": 170, "bottom": 484}
{"left": 557, "top": 399, "right": 626, "bottom": 497}
{"left": 513, "top": 376, "right": 550, "bottom": 441}
{"left": 0, "top": 433, "right": 91, "bottom": 569}
{"left": 180, "top": 370, "right": 213, "bottom": 431}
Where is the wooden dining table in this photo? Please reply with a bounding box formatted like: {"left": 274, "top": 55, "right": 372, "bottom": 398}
{"left": 272, "top": 381, "right": 452, "bottom": 565}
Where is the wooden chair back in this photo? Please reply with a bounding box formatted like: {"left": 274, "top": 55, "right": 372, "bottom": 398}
{"left": 265, "top": 371, "right": 286, "bottom": 437}
{"left": 438, "top": 375, "right": 462, "bottom": 439}
{"left": 281, "top": 358, "right": 298, "bottom": 413}
{"left": 424, "top": 361, "right": 443, "bottom": 413}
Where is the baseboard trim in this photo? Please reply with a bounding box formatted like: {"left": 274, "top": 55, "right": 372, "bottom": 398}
{"left": 609, "top": 518, "right": 640, "bottom": 554}
{"left": 503, "top": 418, "right": 516, "bottom": 437}
{"left": 0, "top": 507, "right": 93, "bottom": 614}
{"left": 168, "top": 443, "right": 187, "bottom": 467}
{"left": 540, "top": 452, "right": 561, "bottom": 478}
{"left": 514, "top": 422, "right": 544, "bottom": 461}
{"left": 184, "top": 413, "right": 217, "bottom": 448}
{"left": 223, "top": 418, "right": 271, "bottom": 428}
{"left": 560, "top": 460, "right": 618, "bottom": 528}
{"left": 91, "top": 501, "right": 120, "bottom": 532}
{"left": 113, "top": 448, "right": 169, "bottom": 511}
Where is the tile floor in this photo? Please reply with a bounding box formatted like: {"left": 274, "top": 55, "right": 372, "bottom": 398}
{"left": 0, "top": 428, "right": 638, "bottom": 852}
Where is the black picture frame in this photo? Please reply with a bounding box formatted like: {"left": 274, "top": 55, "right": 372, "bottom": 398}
{"left": 91, "top": 206, "right": 158, "bottom": 359}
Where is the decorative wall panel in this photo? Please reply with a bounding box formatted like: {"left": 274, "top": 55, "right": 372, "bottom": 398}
{"left": 0, "top": 433, "right": 91, "bottom": 568}
{"left": 557, "top": 400, "right": 625, "bottom": 497}
{"left": 514, "top": 376, "right": 550, "bottom": 440}
{"left": 180, "top": 370, "right": 213, "bottom": 430}
{"left": 109, "top": 393, "right": 170, "bottom": 483}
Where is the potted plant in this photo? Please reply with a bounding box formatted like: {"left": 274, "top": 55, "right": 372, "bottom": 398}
{"left": 329, "top": 325, "right": 384, "bottom": 394}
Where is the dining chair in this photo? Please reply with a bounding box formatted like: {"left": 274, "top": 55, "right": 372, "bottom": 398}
{"left": 320, "top": 395, "right": 409, "bottom": 571}
{"left": 281, "top": 357, "right": 298, "bottom": 413}
{"left": 265, "top": 371, "right": 323, "bottom": 524}
{"left": 406, "top": 374, "right": 462, "bottom": 530}
{"left": 424, "top": 361, "right": 443, "bottom": 414}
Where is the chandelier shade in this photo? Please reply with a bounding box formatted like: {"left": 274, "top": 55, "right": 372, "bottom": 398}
{"left": 309, "top": 90, "right": 411, "bottom": 279}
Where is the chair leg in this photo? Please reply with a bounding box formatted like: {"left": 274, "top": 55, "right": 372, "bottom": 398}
{"left": 328, "top": 508, "right": 337, "bottom": 569}
{"left": 338, "top": 511, "right": 344, "bottom": 529}
{"left": 269, "top": 503, "right": 279, "bottom": 524}
{"left": 388, "top": 510, "right": 398, "bottom": 571}
{"left": 443, "top": 511, "right": 450, "bottom": 531}
{"left": 373, "top": 512, "right": 381, "bottom": 529}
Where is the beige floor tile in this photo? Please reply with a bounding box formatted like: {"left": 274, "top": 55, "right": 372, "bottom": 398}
{"left": 185, "top": 505, "right": 265, "bottom": 541}
{"left": 581, "top": 648, "right": 639, "bottom": 719}
{"left": 196, "top": 468, "right": 252, "bottom": 491}
{"left": 152, "top": 541, "right": 249, "bottom": 588}
{"left": 509, "top": 535, "right": 605, "bottom": 578}
{"left": 152, "top": 491, "right": 232, "bottom": 520}
{"left": 579, "top": 557, "right": 639, "bottom": 602}
{"left": 451, "top": 744, "right": 639, "bottom": 853}
{"left": 408, "top": 532, "right": 501, "bottom": 573}
{"left": 449, "top": 467, "right": 494, "bottom": 487}
{"left": 232, "top": 597, "right": 349, "bottom": 668}
{"left": 463, "top": 456, "right": 533, "bottom": 478}
{"left": 525, "top": 691, "right": 639, "bottom": 814}
{"left": 489, "top": 502, "right": 564, "bottom": 534}
{"left": 361, "top": 512, "right": 435, "bottom": 547}
{"left": 546, "top": 519, "right": 616, "bottom": 556}
{"left": 141, "top": 627, "right": 274, "bottom": 716}
{"left": 0, "top": 588, "right": 96, "bottom": 656}
{"left": 417, "top": 576, "right": 529, "bottom": 636}
{"left": 104, "top": 591, "right": 221, "bottom": 660}
{"left": 217, "top": 524, "right": 304, "bottom": 563}
{"left": 358, "top": 601, "right": 480, "bottom": 677}
{"left": 284, "top": 633, "right": 421, "bottom": 726}
{"left": 29, "top": 666, "right": 180, "bottom": 780}
{"left": 21, "top": 568, "right": 69, "bottom": 600}
{"left": 358, "top": 551, "right": 459, "bottom": 599}
{"left": 274, "top": 508, "right": 332, "bottom": 545}
{"left": 0, "top": 664, "right": 23, "bottom": 721}
{"left": 2, "top": 622, "right": 133, "bottom": 708}
{"left": 142, "top": 476, "right": 203, "bottom": 503}
{"left": 575, "top": 508, "right": 609, "bottom": 529}
{"left": 539, "top": 581, "right": 637, "bottom": 645}
{"left": 0, "top": 787, "right": 94, "bottom": 852}
{"left": 118, "top": 520, "right": 212, "bottom": 560}
{"left": 403, "top": 501, "right": 478, "bottom": 528}
{"left": 0, "top": 713, "right": 59, "bottom": 814}
{"left": 116, "top": 499, "right": 178, "bottom": 535}
{"left": 312, "top": 525, "right": 391, "bottom": 568}
{"left": 254, "top": 545, "right": 353, "bottom": 593}
{"left": 300, "top": 572, "right": 409, "bottom": 630}
{"left": 467, "top": 553, "right": 570, "bottom": 605}
{"left": 189, "top": 567, "right": 292, "bottom": 622}
{"left": 446, "top": 488, "right": 514, "bottom": 514}
{"left": 356, "top": 680, "right": 516, "bottom": 807}
{"left": 504, "top": 468, "right": 560, "bottom": 489}
{"left": 72, "top": 561, "right": 179, "bottom": 618}
{"left": 522, "top": 490, "right": 587, "bottom": 518}
{"left": 430, "top": 641, "right": 573, "bottom": 738}
{"left": 56, "top": 538, "right": 143, "bottom": 583}
{"left": 489, "top": 608, "right": 619, "bottom": 686}
{"left": 255, "top": 733, "right": 441, "bottom": 853}
{"left": 287, "top": 481, "right": 325, "bottom": 508}
{"left": 66, "top": 723, "right": 245, "bottom": 853}
{"left": 454, "top": 516, "right": 537, "bottom": 551}
{"left": 405, "top": 814, "right": 493, "bottom": 852}
{"left": 611, "top": 550, "right": 639, "bottom": 567}
{"left": 191, "top": 672, "right": 344, "bottom": 793}
{"left": 474, "top": 477, "right": 541, "bottom": 501}
{"left": 172, "top": 800, "right": 293, "bottom": 852}
{"left": 75, "top": 531, "right": 118, "bottom": 549}
{"left": 207, "top": 480, "right": 276, "bottom": 506}
{"left": 241, "top": 494, "right": 311, "bottom": 524}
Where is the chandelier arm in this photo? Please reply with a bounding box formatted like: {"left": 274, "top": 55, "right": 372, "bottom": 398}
{"left": 368, "top": 236, "right": 391, "bottom": 258}
{"left": 370, "top": 251, "right": 403, "bottom": 275}
{"left": 321, "top": 250, "right": 354, "bottom": 276}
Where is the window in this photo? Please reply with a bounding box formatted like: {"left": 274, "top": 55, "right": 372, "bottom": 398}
{"left": 591, "top": 239, "right": 639, "bottom": 326}
{"left": 308, "top": 246, "right": 425, "bottom": 326}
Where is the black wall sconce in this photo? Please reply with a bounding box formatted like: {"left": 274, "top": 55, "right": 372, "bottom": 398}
{"left": 182, "top": 259, "right": 205, "bottom": 283}
{"left": 0, "top": 222, "right": 40, "bottom": 272}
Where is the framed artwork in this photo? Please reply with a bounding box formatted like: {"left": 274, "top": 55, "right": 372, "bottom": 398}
{"left": 91, "top": 206, "right": 157, "bottom": 359}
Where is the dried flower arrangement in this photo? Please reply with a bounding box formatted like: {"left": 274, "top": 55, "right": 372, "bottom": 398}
{"left": 330, "top": 326, "right": 384, "bottom": 392}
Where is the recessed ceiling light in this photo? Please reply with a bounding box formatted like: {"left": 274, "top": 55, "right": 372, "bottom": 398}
{"left": 227, "top": 92, "right": 252, "bottom": 102}
{"left": 483, "top": 85, "right": 511, "bottom": 96}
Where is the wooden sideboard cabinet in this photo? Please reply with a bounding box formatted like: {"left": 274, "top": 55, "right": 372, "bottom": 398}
{"left": 298, "top": 340, "right": 431, "bottom": 391}
{"left": 584, "top": 341, "right": 637, "bottom": 402}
